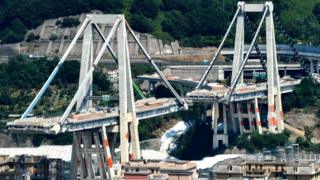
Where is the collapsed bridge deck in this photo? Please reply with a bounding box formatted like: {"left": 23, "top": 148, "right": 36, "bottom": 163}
{"left": 7, "top": 98, "right": 180, "bottom": 134}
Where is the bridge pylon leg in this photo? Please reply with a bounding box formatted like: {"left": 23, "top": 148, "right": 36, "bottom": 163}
{"left": 236, "top": 102, "right": 244, "bottom": 134}
{"left": 229, "top": 103, "right": 238, "bottom": 134}
{"left": 254, "top": 97, "right": 263, "bottom": 134}
{"left": 101, "top": 126, "right": 114, "bottom": 178}
{"left": 232, "top": 2, "right": 245, "bottom": 84}
{"left": 212, "top": 102, "right": 229, "bottom": 150}
{"left": 247, "top": 102, "right": 255, "bottom": 132}
{"left": 118, "top": 17, "right": 140, "bottom": 163}
{"left": 266, "top": 2, "right": 283, "bottom": 133}
{"left": 77, "top": 20, "right": 93, "bottom": 112}
{"left": 315, "top": 61, "right": 319, "bottom": 74}
{"left": 126, "top": 37, "right": 141, "bottom": 160}
{"left": 71, "top": 129, "right": 114, "bottom": 180}
{"left": 310, "top": 60, "right": 315, "bottom": 74}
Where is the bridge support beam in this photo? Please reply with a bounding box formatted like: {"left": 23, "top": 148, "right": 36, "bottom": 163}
{"left": 212, "top": 102, "right": 228, "bottom": 150}
{"left": 229, "top": 103, "right": 238, "bottom": 133}
{"left": 247, "top": 102, "right": 254, "bottom": 131}
{"left": 266, "top": 2, "right": 283, "bottom": 133}
{"left": 309, "top": 60, "right": 319, "bottom": 74}
{"left": 232, "top": 2, "right": 245, "bottom": 84}
{"left": 310, "top": 60, "right": 315, "bottom": 74}
{"left": 236, "top": 102, "right": 244, "bottom": 134}
{"left": 70, "top": 129, "right": 114, "bottom": 180}
{"left": 118, "top": 17, "right": 140, "bottom": 162}
{"left": 77, "top": 21, "right": 93, "bottom": 112}
{"left": 254, "top": 97, "right": 263, "bottom": 134}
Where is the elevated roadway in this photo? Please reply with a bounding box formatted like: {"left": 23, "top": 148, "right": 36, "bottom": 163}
{"left": 221, "top": 44, "right": 320, "bottom": 60}
{"left": 7, "top": 98, "right": 181, "bottom": 134}
{"left": 138, "top": 74, "right": 301, "bottom": 102}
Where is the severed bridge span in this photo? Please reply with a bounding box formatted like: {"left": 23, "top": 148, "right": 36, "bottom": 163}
{"left": 6, "top": 2, "right": 320, "bottom": 179}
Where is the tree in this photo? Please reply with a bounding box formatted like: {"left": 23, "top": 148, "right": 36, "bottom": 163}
{"left": 130, "top": 0, "right": 161, "bottom": 19}
{"left": 283, "top": 77, "right": 320, "bottom": 111}
{"left": 26, "top": 32, "right": 40, "bottom": 42}
{"left": 304, "top": 126, "right": 314, "bottom": 142}
{"left": 313, "top": 3, "right": 320, "bottom": 22}
{"left": 129, "top": 14, "right": 154, "bottom": 33}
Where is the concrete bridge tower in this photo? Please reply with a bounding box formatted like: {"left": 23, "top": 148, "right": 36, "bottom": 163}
{"left": 211, "top": 1, "right": 285, "bottom": 150}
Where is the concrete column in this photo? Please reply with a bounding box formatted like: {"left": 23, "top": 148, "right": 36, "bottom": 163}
{"left": 71, "top": 132, "right": 86, "bottom": 178}
{"left": 82, "top": 132, "right": 94, "bottom": 179}
{"left": 270, "top": 5, "right": 284, "bottom": 132}
{"left": 232, "top": 3, "right": 245, "bottom": 84}
{"left": 254, "top": 97, "right": 263, "bottom": 134}
{"left": 266, "top": 3, "right": 276, "bottom": 133}
{"left": 101, "top": 126, "right": 114, "bottom": 178}
{"left": 69, "top": 138, "right": 78, "bottom": 180}
{"left": 125, "top": 28, "right": 141, "bottom": 160}
{"left": 284, "top": 66, "right": 287, "bottom": 76}
{"left": 223, "top": 104, "right": 228, "bottom": 134}
{"left": 315, "top": 61, "right": 319, "bottom": 74}
{"left": 110, "top": 133, "right": 117, "bottom": 158}
{"left": 118, "top": 17, "right": 130, "bottom": 163}
{"left": 212, "top": 102, "right": 219, "bottom": 134}
{"left": 247, "top": 102, "right": 255, "bottom": 132}
{"left": 150, "top": 81, "right": 156, "bottom": 94}
{"left": 213, "top": 102, "right": 228, "bottom": 150}
{"left": 275, "top": 58, "right": 284, "bottom": 132}
{"left": 93, "top": 131, "right": 107, "bottom": 179}
{"left": 236, "top": 102, "right": 244, "bottom": 134}
{"left": 218, "top": 67, "right": 225, "bottom": 81}
{"left": 212, "top": 102, "right": 218, "bottom": 150}
{"left": 229, "top": 103, "right": 237, "bottom": 133}
{"left": 77, "top": 23, "right": 93, "bottom": 112}
{"left": 310, "top": 60, "right": 315, "bottom": 74}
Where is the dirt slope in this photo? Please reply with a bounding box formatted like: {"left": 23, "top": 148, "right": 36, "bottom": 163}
{"left": 284, "top": 108, "right": 320, "bottom": 143}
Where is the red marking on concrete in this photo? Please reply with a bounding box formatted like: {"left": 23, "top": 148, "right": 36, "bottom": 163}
{"left": 269, "top": 117, "right": 277, "bottom": 126}
{"left": 107, "top": 157, "right": 113, "bottom": 168}
{"left": 129, "top": 153, "right": 134, "bottom": 160}
{"left": 103, "top": 139, "right": 109, "bottom": 147}
{"left": 256, "top": 121, "right": 261, "bottom": 126}
{"left": 268, "top": 105, "right": 275, "bottom": 112}
{"left": 280, "top": 111, "right": 284, "bottom": 119}
{"left": 125, "top": 132, "right": 129, "bottom": 140}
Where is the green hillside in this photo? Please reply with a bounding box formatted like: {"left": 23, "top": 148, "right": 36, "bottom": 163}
{"left": 0, "top": 55, "right": 112, "bottom": 120}
{"left": 0, "top": 0, "right": 320, "bottom": 47}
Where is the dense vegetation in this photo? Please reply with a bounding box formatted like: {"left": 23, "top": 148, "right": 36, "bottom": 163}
{"left": 169, "top": 104, "right": 214, "bottom": 160}
{"left": 283, "top": 77, "right": 320, "bottom": 117}
{"left": 0, "top": 55, "right": 112, "bottom": 120}
{"left": 1, "top": 0, "right": 320, "bottom": 46}
{"left": 231, "top": 130, "right": 291, "bottom": 153}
